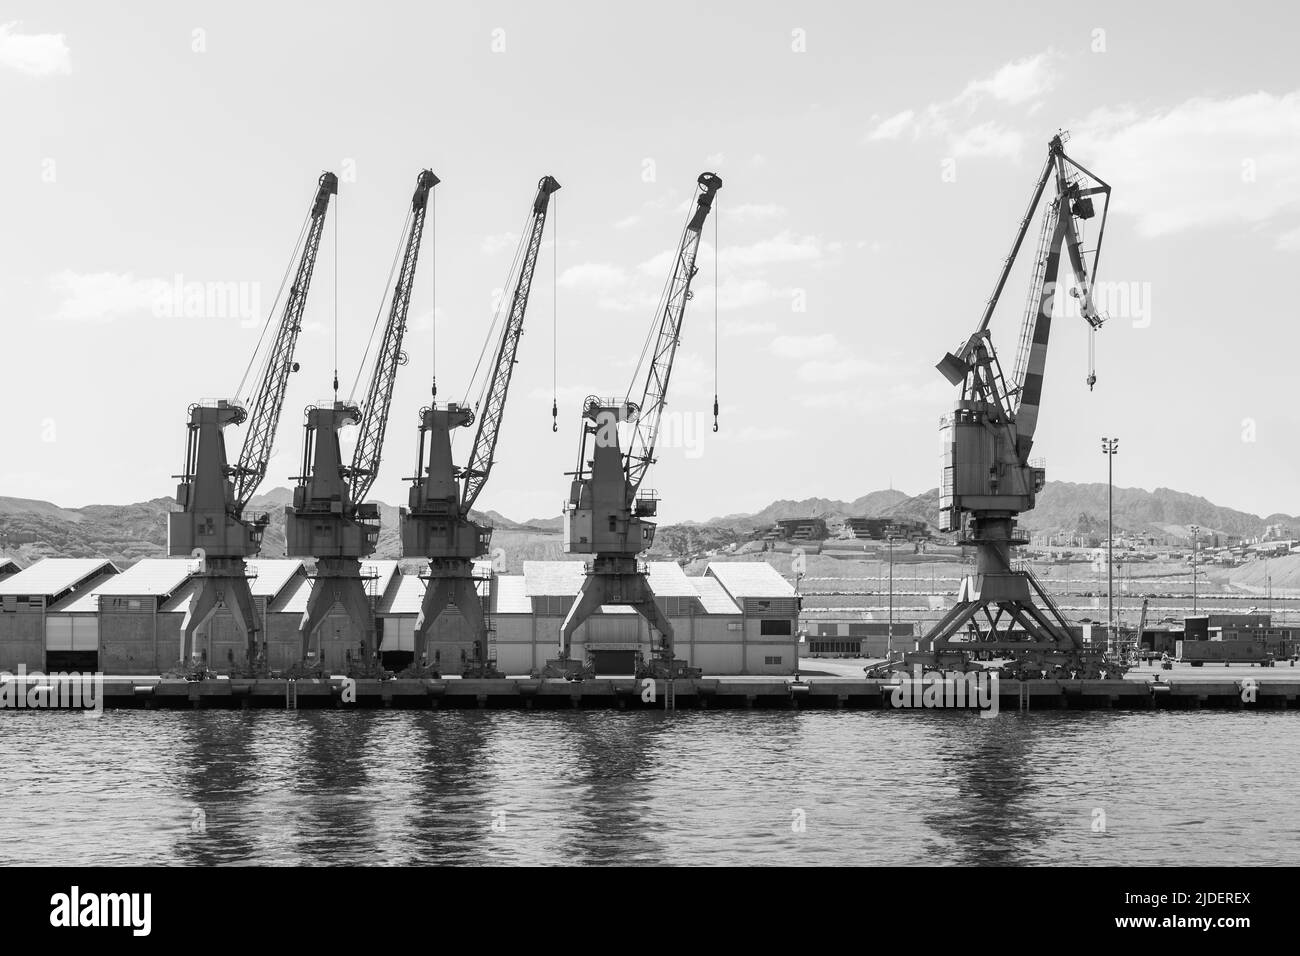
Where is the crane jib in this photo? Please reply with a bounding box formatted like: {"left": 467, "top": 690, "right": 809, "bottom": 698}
{"left": 233, "top": 171, "right": 338, "bottom": 508}
{"left": 623, "top": 172, "right": 722, "bottom": 495}
{"left": 460, "top": 175, "right": 561, "bottom": 513}
{"left": 348, "top": 170, "right": 439, "bottom": 506}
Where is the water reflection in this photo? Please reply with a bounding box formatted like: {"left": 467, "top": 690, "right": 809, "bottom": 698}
{"left": 556, "top": 713, "right": 669, "bottom": 866}
{"left": 171, "top": 713, "right": 263, "bottom": 865}
{"left": 921, "top": 714, "right": 1050, "bottom": 865}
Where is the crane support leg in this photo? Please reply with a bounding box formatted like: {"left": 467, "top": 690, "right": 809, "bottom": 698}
{"left": 180, "top": 571, "right": 260, "bottom": 674}
{"left": 414, "top": 573, "right": 492, "bottom": 674}
{"left": 551, "top": 567, "right": 695, "bottom": 679}
{"left": 300, "top": 560, "right": 376, "bottom": 666}
{"left": 413, "top": 577, "right": 452, "bottom": 665}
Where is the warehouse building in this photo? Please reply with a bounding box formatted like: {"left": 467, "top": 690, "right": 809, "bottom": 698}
{"left": 0, "top": 559, "right": 120, "bottom": 671}
{"left": 0, "top": 556, "right": 799, "bottom": 676}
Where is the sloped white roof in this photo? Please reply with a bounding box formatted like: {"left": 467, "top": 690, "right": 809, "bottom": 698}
{"left": 522, "top": 560, "right": 587, "bottom": 596}
{"left": 707, "top": 561, "right": 797, "bottom": 599}
{"left": 644, "top": 561, "right": 698, "bottom": 597}
{"left": 522, "top": 560, "right": 698, "bottom": 598}
{"left": 494, "top": 575, "right": 532, "bottom": 614}
{"left": 93, "top": 558, "right": 198, "bottom": 597}
{"left": 0, "top": 559, "right": 117, "bottom": 598}
{"left": 246, "top": 559, "right": 306, "bottom": 599}
{"left": 265, "top": 575, "right": 311, "bottom": 615}
{"left": 47, "top": 591, "right": 101, "bottom": 614}
{"left": 690, "top": 575, "right": 740, "bottom": 614}
{"left": 377, "top": 573, "right": 426, "bottom": 615}
{"left": 359, "top": 560, "right": 400, "bottom": 600}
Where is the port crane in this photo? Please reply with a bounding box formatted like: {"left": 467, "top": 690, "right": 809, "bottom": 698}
{"left": 400, "top": 175, "right": 560, "bottom": 678}
{"left": 285, "top": 170, "right": 438, "bottom": 672}
{"left": 169, "top": 171, "right": 337, "bottom": 673}
{"left": 546, "top": 172, "right": 722, "bottom": 680}
{"left": 915, "top": 132, "right": 1125, "bottom": 679}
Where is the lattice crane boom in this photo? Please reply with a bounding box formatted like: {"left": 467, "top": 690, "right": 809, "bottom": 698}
{"left": 623, "top": 172, "right": 721, "bottom": 496}
{"left": 232, "top": 171, "right": 337, "bottom": 508}
{"left": 348, "top": 169, "right": 439, "bottom": 504}
{"left": 461, "top": 175, "right": 560, "bottom": 513}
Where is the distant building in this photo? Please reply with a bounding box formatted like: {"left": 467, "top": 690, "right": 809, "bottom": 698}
{"left": 845, "top": 517, "right": 929, "bottom": 541}
{"left": 774, "top": 518, "right": 829, "bottom": 541}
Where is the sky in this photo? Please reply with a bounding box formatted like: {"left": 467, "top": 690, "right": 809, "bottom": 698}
{"left": 2, "top": 1, "right": 1298, "bottom": 523}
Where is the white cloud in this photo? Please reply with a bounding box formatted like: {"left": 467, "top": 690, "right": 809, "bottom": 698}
{"left": 712, "top": 424, "right": 797, "bottom": 443}
{"left": 0, "top": 22, "right": 71, "bottom": 77}
{"left": 721, "top": 317, "right": 778, "bottom": 337}
{"left": 770, "top": 333, "right": 838, "bottom": 359}
{"left": 1080, "top": 91, "right": 1300, "bottom": 238}
{"left": 722, "top": 231, "right": 822, "bottom": 269}
{"left": 866, "top": 51, "right": 1057, "bottom": 160}
{"left": 48, "top": 270, "right": 168, "bottom": 322}
{"left": 723, "top": 202, "right": 787, "bottom": 224}
{"left": 613, "top": 214, "right": 641, "bottom": 230}
{"left": 557, "top": 262, "right": 627, "bottom": 291}
{"left": 1277, "top": 226, "right": 1300, "bottom": 252}
{"left": 409, "top": 305, "right": 445, "bottom": 332}
{"left": 716, "top": 278, "right": 786, "bottom": 311}
{"left": 795, "top": 357, "right": 882, "bottom": 383}
{"left": 481, "top": 231, "right": 518, "bottom": 255}
{"left": 868, "top": 109, "right": 916, "bottom": 141}
{"left": 955, "top": 52, "right": 1056, "bottom": 108}
{"left": 706, "top": 152, "right": 726, "bottom": 166}
{"left": 950, "top": 122, "right": 1024, "bottom": 160}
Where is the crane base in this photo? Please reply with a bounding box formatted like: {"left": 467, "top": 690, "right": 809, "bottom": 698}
{"left": 635, "top": 652, "right": 702, "bottom": 681}
{"left": 461, "top": 662, "right": 505, "bottom": 680}
{"left": 540, "top": 657, "right": 595, "bottom": 681}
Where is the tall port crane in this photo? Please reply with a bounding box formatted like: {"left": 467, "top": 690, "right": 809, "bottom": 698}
{"left": 546, "top": 172, "right": 721, "bottom": 680}
{"left": 915, "top": 132, "right": 1123, "bottom": 679}
{"left": 285, "top": 170, "right": 438, "bottom": 671}
{"left": 169, "top": 171, "right": 337, "bottom": 673}
{"left": 400, "top": 175, "right": 560, "bottom": 678}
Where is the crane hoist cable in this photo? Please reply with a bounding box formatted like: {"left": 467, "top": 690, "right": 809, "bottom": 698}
{"left": 436, "top": 187, "right": 441, "bottom": 400}
{"left": 349, "top": 207, "right": 414, "bottom": 403}
{"left": 713, "top": 192, "right": 719, "bottom": 433}
{"left": 459, "top": 203, "right": 534, "bottom": 419}
{"left": 626, "top": 198, "right": 695, "bottom": 406}
{"left": 333, "top": 189, "right": 340, "bottom": 398}
{"left": 235, "top": 199, "right": 313, "bottom": 402}
{"left": 552, "top": 191, "right": 558, "bottom": 432}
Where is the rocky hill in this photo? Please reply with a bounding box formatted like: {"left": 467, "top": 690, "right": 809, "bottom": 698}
{"left": 1, "top": 482, "right": 1294, "bottom": 570}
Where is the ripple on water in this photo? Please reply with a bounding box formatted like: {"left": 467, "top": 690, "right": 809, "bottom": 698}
{"left": 0, "top": 710, "right": 1295, "bottom": 866}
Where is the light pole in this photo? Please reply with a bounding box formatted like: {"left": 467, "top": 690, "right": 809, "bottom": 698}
{"left": 1101, "top": 438, "right": 1119, "bottom": 655}
{"left": 886, "top": 527, "right": 897, "bottom": 660}
{"left": 1190, "top": 524, "right": 1200, "bottom": 615}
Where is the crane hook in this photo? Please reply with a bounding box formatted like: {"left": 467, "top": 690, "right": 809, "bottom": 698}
{"left": 552, "top": 399, "right": 558, "bottom": 432}
{"left": 712, "top": 394, "right": 719, "bottom": 433}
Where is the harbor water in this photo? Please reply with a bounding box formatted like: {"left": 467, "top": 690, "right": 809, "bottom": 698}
{"left": 1, "top": 710, "right": 1295, "bottom": 866}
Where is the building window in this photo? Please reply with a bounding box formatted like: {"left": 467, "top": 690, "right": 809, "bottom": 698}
{"left": 760, "top": 618, "right": 792, "bottom": 636}
{"left": 764, "top": 655, "right": 782, "bottom": 665}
